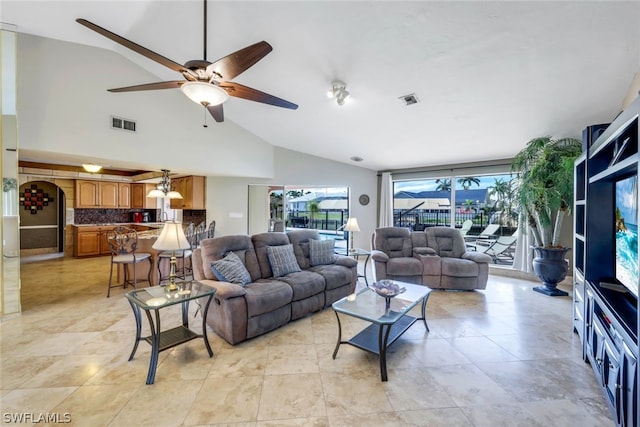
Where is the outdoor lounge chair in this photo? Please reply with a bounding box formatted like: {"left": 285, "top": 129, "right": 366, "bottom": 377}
{"left": 459, "top": 220, "right": 473, "bottom": 237}
{"left": 468, "top": 235, "right": 517, "bottom": 263}
{"left": 464, "top": 223, "right": 500, "bottom": 245}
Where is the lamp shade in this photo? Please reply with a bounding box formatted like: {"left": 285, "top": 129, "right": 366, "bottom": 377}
{"left": 180, "top": 81, "right": 229, "bottom": 106}
{"left": 344, "top": 217, "right": 360, "bottom": 232}
{"left": 152, "top": 222, "right": 191, "bottom": 251}
{"left": 165, "top": 191, "right": 183, "bottom": 199}
{"left": 146, "top": 189, "right": 165, "bottom": 198}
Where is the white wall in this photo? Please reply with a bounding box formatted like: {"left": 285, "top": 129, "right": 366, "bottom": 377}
{"left": 17, "top": 34, "right": 274, "bottom": 178}
{"left": 207, "top": 147, "right": 378, "bottom": 250}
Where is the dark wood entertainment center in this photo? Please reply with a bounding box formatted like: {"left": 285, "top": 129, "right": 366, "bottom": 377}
{"left": 574, "top": 96, "right": 638, "bottom": 427}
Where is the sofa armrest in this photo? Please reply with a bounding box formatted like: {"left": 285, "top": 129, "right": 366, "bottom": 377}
{"left": 197, "top": 279, "right": 247, "bottom": 299}
{"left": 413, "top": 246, "right": 437, "bottom": 256}
{"left": 462, "top": 251, "right": 493, "bottom": 264}
{"left": 334, "top": 255, "right": 358, "bottom": 268}
{"left": 371, "top": 249, "right": 389, "bottom": 263}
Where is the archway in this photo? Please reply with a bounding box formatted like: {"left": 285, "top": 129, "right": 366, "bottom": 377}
{"left": 19, "top": 180, "right": 66, "bottom": 258}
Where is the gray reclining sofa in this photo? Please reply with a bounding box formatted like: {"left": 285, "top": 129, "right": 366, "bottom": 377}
{"left": 192, "top": 229, "right": 358, "bottom": 344}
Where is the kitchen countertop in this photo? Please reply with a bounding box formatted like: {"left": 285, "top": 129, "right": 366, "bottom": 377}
{"left": 70, "top": 222, "right": 165, "bottom": 228}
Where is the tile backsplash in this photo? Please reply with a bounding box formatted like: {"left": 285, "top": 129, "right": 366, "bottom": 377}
{"left": 74, "top": 209, "right": 159, "bottom": 224}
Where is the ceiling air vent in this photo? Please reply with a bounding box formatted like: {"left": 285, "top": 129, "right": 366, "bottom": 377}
{"left": 399, "top": 93, "right": 419, "bottom": 106}
{"left": 111, "top": 116, "right": 136, "bottom": 132}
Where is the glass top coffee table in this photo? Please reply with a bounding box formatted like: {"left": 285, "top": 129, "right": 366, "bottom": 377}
{"left": 332, "top": 281, "right": 431, "bottom": 381}
{"left": 125, "top": 281, "right": 216, "bottom": 384}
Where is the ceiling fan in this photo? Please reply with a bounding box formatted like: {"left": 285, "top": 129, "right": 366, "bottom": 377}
{"left": 76, "top": 0, "right": 297, "bottom": 124}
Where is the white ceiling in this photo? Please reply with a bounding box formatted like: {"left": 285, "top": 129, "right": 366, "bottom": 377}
{"left": 3, "top": 1, "right": 640, "bottom": 172}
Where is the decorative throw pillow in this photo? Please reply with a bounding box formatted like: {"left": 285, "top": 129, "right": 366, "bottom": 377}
{"left": 210, "top": 251, "right": 251, "bottom": 286}
{"left": 309, "top": 239, "right": 336, "bottom": 266}
{"left": 267, "top": 244, "right": 301, "bottom": 277}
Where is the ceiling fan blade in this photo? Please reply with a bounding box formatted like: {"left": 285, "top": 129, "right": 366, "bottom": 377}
{"left": 207, "top": 104, "right": 224, "bottom": 122}
{"left": 206, "top": 41, "right": 273, "bottom": 81}
{"left": 76, "top": 18, "right": 196, "bottom": 78}
{"left": 221, "top": 82, "right": 298, "bottom": 110}
{"left": 108, "top": 81, "right": 185, "bottom": 92}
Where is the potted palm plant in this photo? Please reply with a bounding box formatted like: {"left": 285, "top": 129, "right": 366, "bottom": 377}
{"left": 511, "top": 136, "right": 582, "bottom": 296}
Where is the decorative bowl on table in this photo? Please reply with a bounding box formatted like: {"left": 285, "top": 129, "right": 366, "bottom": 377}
{"left": 371, "top": 280, "right": 406, "bottom": 310}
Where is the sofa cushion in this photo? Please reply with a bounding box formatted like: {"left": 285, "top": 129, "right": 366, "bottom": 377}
{"left": 244, "top": 279, "right": 293, "bottom": 317}
{"left": 309, "top": 239, "right": 336, "bottom": 266}
{"left": 386, "top": 257, "right": 423, "bottom": 276}
{"left": 267, "top": 244, "right": 302, "bottom": 277}
{"left": 441, "top": 257, "right": 479, "bottom": 277}
{"left": 309, "top": 264, "right": 353, "bottom": 290}
{"left": 210, "top": 251, "right": 251, "bottom": 286}
{"left": 277, "top": 270, "right": 326, "bottom": 301}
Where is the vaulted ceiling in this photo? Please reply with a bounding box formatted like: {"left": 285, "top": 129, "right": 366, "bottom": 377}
{"left": 3, "top": 1, "right": 640, "bottom": 172}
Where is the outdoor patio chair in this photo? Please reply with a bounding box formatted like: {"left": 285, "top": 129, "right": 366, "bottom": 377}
{"left": 464, "top": 223, "right": 500, "bottom": 246}
{"left": 468, "top": 235, "right": 517, "bottom": 263}
{"left": 459, "top": 220, "right": 473, "bottom": 237}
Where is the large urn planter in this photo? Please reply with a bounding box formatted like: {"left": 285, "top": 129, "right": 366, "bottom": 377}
{"left": 532, "top": 247, "right": 570, "bottom": 296}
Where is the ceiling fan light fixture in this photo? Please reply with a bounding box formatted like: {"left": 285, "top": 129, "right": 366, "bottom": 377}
{"left": 181, "top": 81, "right": 229, "bottom": 106}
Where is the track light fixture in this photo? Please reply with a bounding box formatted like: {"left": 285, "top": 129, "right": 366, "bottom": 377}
{"left": 327, "top": 80, "right": 351, "bottom": 106}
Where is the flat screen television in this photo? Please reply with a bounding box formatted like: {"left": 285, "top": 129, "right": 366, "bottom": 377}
{"left": 615, "top": 174, "right": 639, "bottom": 298}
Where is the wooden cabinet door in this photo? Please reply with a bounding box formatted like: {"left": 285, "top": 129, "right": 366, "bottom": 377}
{"left": 75, "top": 230, "right": 101, "bottom": 257}
{"left": 100, "top": 229, "right": 113, "bottom": 255}
{"left": 75, "top": 180, "right": 99, "bottom": 208}
{"left": 131, "top": 183, "right": 157, "bottom": 209}
{"left": 189, "top": 176, "right": 206, "bottom": 209}
{"left": 169, "top": 176, "right": 205, "bottom": 209}
{"left": 170, "top": 177, "right": 186, "bottom": 209}
{"left": 99, "top": 182, "right": 118, "bottom": 208}
{"left": 118, "top": 183, "right": 131, "bottom": 208}
{"left": 131, "top": 184, "right": 145, "bottom": 208}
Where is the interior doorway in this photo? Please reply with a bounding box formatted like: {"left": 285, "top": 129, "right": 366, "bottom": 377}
{"left": 19, "top": 180, "right": 66, "bottom": 257}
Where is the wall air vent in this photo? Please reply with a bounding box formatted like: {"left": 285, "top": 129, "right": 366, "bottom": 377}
{"left": 111, "top": 116, "right": 136, "bottom": 132}
{"left": 399, "top": 93, "right": 419, "bottom": 106}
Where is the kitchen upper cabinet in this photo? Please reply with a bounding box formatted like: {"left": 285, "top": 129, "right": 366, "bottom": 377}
{"left": 99, "top": 182, "right": 118, "bottom": 208}
{"left": 75, "top": 180, "right": 132, "bottom": 208}
{"left": 118, "top": 183, "right": 131, "bottom": 208}
{"left": 131, "top": 183, "right": 157, "bottom": 209}
{"left": 170, "top": 176, "right": 205, "bottom": 209}
{"left": 75, "top": 180, "right": 100, "bottom": 208}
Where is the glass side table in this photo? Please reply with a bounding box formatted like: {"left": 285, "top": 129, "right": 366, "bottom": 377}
{"left": 125, "top": 281, "right": 216, "bottom": 384}
{"left": 335, "top": 248, "right": 371, "bottom": 287}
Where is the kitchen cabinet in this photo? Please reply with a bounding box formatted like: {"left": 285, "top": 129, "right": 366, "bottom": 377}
{"left": 75, "top": 180, "right": 132, "bottom": 208}
{"left": 170, "top": 176, "right": 206, "bottom": 210}
{"left": 74, "top": 225, "right": 119, "bottom": 257}
{"left": 131, "top": 183, "right": 158, "bottom": 209}
{"left": 75, "top": 180, "right": 100, "bottom": 208}
{"left": 99, "top": 182, "right": 118, "bottom": 208}
{"left": 118, "top": 183, "right": 131, "bottom": 208}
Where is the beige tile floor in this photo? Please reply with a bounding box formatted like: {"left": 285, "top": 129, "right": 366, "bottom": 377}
{"left": 1, "top": 256, "right": 613, "bottom": 426}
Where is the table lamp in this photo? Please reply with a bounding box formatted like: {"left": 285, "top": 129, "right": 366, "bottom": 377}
{"left": 152, "top": 221, "right": 191, "bottom": 293}
{"left": 344, "top": 217, "right": 360, "bottom": 253}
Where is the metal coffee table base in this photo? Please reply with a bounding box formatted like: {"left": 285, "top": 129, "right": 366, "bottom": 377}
{"left": 332, "top": 296, "right": 429, "bottom": 381}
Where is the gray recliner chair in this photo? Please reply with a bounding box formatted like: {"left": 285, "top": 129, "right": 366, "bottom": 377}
{"left": 424, "top": 227, "right": 492, "bottom": 290}
{"left": 371, "top": 227, "right": 437, "bottom": 285}
{"left": 371, "top": 226, "right": 492, "bottom": 290}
